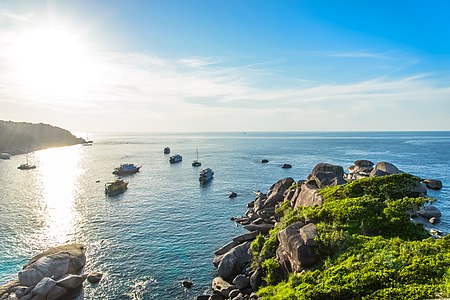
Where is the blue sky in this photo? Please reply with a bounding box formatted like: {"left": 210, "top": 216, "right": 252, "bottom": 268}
{"left": 0, "top": 0, "right": 449, "bottom": 132}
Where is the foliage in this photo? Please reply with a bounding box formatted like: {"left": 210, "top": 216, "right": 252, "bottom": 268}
{"left": 253, "top": 174, "right": 447, "bottom": 299}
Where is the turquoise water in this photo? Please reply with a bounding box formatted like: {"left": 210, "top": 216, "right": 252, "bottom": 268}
{"left": 0, "top": 132, "right": 449, "bottom": 299}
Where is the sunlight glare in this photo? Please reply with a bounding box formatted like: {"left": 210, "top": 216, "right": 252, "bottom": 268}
{"left": 33, "top": 146, "right": 83, "bottom": 245}
{"left": 9, "top": 26, "right": 99, "bottom": 96}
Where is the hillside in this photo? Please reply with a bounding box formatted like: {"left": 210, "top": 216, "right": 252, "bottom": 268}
{"left": 0, "top": 120, "right": 85, "bottom": 155}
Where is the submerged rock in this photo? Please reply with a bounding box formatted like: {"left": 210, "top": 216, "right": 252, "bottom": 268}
{"left": 423, "top": 179, "right": 443, "bottom": 190}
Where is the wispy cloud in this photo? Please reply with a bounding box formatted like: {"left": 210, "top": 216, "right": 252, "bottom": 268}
{"left": 321, "top": 50, "right": 394, "bottom": 59}
{"left": 0, "top": 9, "right": 32, "bottom": 24}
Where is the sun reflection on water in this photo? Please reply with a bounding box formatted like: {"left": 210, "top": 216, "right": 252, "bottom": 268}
{"left": 32, "top": 145, "right": 84, "bottom": 246}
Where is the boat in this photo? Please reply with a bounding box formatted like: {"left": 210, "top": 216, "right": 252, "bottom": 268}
{"left": 105, "top": 179, "right": 128, "bottom": 196}
{"left": 199, "top": 168, "right": 214, "bottom": 183}
{"left": 83, "top": 133, "right": 93, "bottom": 146}
{"left": 164, "top": 147, "right": 171, "bottom": 154}
{"left": 112, "top": 163, "right": 141, "bottom": 175}
{"left": 0, "top": 153, "right": 11, "bottom": 159}
{"left": 169, "top": 154, "right": 182, "bottom": 163}
{"left": 192, "top": 147, "right": 201, "bottom": 167}
{"left": 17, "top": 149, "right": 36, "bottom": 170}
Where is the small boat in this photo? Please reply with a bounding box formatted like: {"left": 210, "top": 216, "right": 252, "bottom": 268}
{"left": 199, "top": 168, "right": 214, "bottom": 183}
{"left": 0, "top": 153, "right": 11, "bottom": 160}
{"left": 17, "top": 149, "right": 36, "bottom": 170}
{"left": 112, "top": 163, "right": 141, "bottom": 175}
{"left": 192, "top": 147, "right": 201, "bottom": 167}
{"left": 169, "top": 154, "right": 182, "bottom": 163}
{"left": 164, "top": 147, "right": 171, "bottom": 154}
{"left": 105, "top": 179, "right": 128, "bottom": 197}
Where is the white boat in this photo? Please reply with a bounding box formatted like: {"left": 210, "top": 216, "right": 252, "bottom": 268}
{"left": 169, "top": 154, "right": 182, "bottom": 163}
{"left": 199, "top": 168, "right": 214, "bottom": 183}
{"left": 112, "top": 163, "right": 141, "bottom": 175}
{"left": 192, "top": 147, "right": 201, "bottom": 167}
{"left": 0, "top": 153, "right": 11, "bottom": 159}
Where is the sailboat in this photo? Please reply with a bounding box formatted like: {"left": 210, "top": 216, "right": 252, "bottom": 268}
{"left": 192, "top": 147, "right": 201, "bottom": 167}
{"left": 83, "top": 133, "right": 93, "bottom": 146}
{"left": 18, "top": 149, "right": 36, "bottom": 170}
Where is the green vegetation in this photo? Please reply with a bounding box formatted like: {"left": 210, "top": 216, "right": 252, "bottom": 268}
{"left": 251, "top": 174, "right": 450, "bottom": 299}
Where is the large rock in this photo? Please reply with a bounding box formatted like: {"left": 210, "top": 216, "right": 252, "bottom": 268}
{"left": 268, "top": 178, "right": 294, "bottom": 197}
{"left": 46, "top": 285, "right": 67, "bottom": 300}
{"left": 212, "top": 277, "right": 235, "bottom": 298}
{"left": 232, "top": 274, "right": 249, "bottom": 289}
{"left": 18, "top": 254, "right": 70, "bottom": 287}
{"left": 294, "top": 182, "right": 324, "bottom": 209}
{"left": 276, "top": 222, "right": 318, "bottom": 273}
{"left": 309, "top": 163, "right": 344, "bottom": 179}
{"left": 217, "top": 242, "right": 252, "bottom": 279}
{"left": 354, "top": 160, "right": 374, "bottom": 168}
{"left": 418, "top": 205, "right": 442, "bottom": 219}
{"left": 18, "top": 244, "right": 86, "bottom": 287}
{"left": 249, "top": 267, "right": 263, "bottom": 291}
{"left": 32, "top": 277, "right": 56, "bottom": 297}
{"left": 243, "top": 223, "right": 274, "bottom": 234}
{"left": 310, "top": 171, "right": 346, "bottom": 189}
{"left": 370, "top": 162, "right": 401, "bottom": 176}
{"left": 262, "top": 192, "right": 284, "bottom": 209}
{"left": 423, "top": 179, "right": 443, "bottom": 190}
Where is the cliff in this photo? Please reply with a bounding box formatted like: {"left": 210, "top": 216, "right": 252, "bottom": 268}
{"left": 0, "top": 120, "right": 85, "bottom": 155}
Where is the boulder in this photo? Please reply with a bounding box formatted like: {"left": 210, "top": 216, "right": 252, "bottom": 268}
{"left": 310, "top": 171, "right": 346, "bottom": 189}
{"left": 0, "top": 281, "right": 20, "bottom": 298}
{"left": 261, "top": 159, "right": 269, "bottom": 163}
{"left": 56, "top": 274, "right": 85, "bottom": 290}
{"left": 217, "top": 242, "right": 252, "bottom": 279}
{"left": 249, "top": 267, "right": 263, "bottom": 291}
{"left": 19, "top": 244, "right": 86, "bottom": 287}
{"left": 32, "top": 277, "right": 56, "bottom": 297}
{"left": 407, "top": 181, "right": 428, "bottom": 197}
{"left": 86, "top": 272, "right": 103, "bottom": 284}
{"left": 294, "top": 182, "right": 324, "bottom": 209}
{"left": 423, "top": 179, "right": 443, "bottom": 190}
{"left": 212, "top": 277, "right": 235, "bottom": 298}
{"left": 232, "top": 231, "right": 259, "bottom": 244}
{"left": 231, "top": 293, "right": 245, "bottom": 300}
{"left": 195, "top": 295, "right": 210, "bottom": 300}
{"left": 269, "top": 178, "right": 295, "bottom": 197}
{"left": 276, "top": 222, "right": 318, "bottom": 273}
{"left": 418, "top": 205, "right": 442, "bottom": 219}
{"left": 354, "top": 160, "right": 374, "bottom": 168}
{"left": 243, "top": 223, "right": 274, "bottom": 234}
{"left": 19, "top": 254, "right": 70, "bottom": 287}
{"left": 182, "top": 280, "right": 193, "bottom": 288}
{"left": 215, "top": 241, "right": 239, "bottom": 256}
{"left": 309, "top": 163, "right": 344, "bottom": 179}
{"left": 370, "top": 162, "right": 401, "bottom": 176}
{"left": 262, "top": 192, "right": 284, "bottom": 209}
{"left": 232, "top": 274, "right": 249, "bottom": 289}
{"left": 282, "top": 164, "right": 292, "bottom": 169}
{"left": 229, "top": 192, "right": 238, "bottom": 198}
{"left": 209, "top": 295, "right": 223, "bottom": 300}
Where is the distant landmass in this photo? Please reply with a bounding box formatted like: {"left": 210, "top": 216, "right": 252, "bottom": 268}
{"left": 0, "top": 120, "right": 86, "bottom": 155}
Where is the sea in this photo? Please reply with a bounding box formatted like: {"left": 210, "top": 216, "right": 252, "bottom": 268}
{"left": 0, "top": 131, "right": 449, "bottom": 299}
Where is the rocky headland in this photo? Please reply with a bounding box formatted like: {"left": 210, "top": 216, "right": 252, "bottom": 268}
{"left": 0, "top": 120, "right": 85, "bottom": 156}
{"left": 197, "top": 160, "right": 446, "bottom": 300}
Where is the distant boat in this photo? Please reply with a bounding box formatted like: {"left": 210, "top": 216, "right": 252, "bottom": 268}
{"left": 164, "top": 147, "right": 171, "bottom": 154}
{"left": 83, "top": 133, "right": 93, "bottom": 146}
{"left": 112, "top": 163, "right": 141, "bottom": 175}
{"left": 17, "top": 149, "right": 36, "bottom": 170}
{"left": 199, "top": 168, "right": 214, "bottom": 183}
{"left": 169, "top": 154, "right": 182, "bottom": 163}
{"left": 105, "top": 179, "right": 128, "bottom": 197}
{"left": 0, "top": 153, "right": 11, "bottom": 160}
{"left": 192, "top": 147, "right": 201, "bottom": 167}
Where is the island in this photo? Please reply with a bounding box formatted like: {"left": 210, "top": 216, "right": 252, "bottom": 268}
{"left": 0, "top": 120, "right": 85, "bottom": 155}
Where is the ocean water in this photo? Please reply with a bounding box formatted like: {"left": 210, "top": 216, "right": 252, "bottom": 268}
{"left": 0, "top": 131, "right": 449, "bottom": 299}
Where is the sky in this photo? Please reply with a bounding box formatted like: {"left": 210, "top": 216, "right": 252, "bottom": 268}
{"left": 0, "top": 0, "right": 450, "bottom": 132}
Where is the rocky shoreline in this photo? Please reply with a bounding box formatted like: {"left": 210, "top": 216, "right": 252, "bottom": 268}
{"left": 196, "top": 160, "right": 443, "bottom": 300}
{"left": 0, "top": 244, "right": 102, "bottom": 300}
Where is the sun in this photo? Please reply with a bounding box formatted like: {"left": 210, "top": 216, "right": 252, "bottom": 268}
{"left": 9, "top": 26, "right": 98, "bottom": 96}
